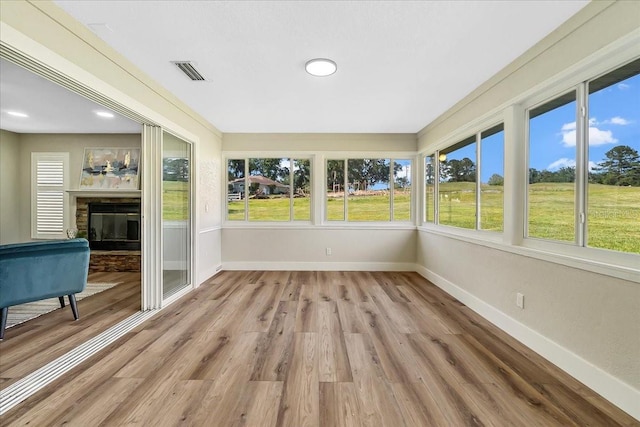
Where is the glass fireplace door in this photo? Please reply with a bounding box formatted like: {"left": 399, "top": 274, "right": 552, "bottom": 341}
{"left": 162, "top": 131, "right": 192, "bottom": 298}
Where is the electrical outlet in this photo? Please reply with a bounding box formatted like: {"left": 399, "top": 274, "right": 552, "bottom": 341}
{"left": 326, "top": 247, "right": 332, "bottom": 256}
{"left": 516, "top": 293, "right": 525, "bottom": 309}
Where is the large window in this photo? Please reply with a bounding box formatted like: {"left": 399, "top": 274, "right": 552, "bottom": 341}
{"left": 327, "top": 158, "right": 412, "bottom": 222}
{"left": 587, "top": 60, "right": 640, "bottom": 253}
{"left": 425, "top": 123, "right": 504, "bottom": 232}
{"left": 438, "top": 136, "right": 476, "bottom": 229}
{"left": 526, "top": 58, "right": 640, "bottom": 254}
{"left": 528, "top": 91, "right": 577, "bottom": 242}
{"left": 226, "top": 157, "right": 311, "bottom": 222}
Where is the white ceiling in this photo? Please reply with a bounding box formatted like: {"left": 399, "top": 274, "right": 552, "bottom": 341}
{"left": 4, "top": 1, "right": 590, "bottom": 135}
{"left": 0, "top": 59, "right": 141, "bottom": 134}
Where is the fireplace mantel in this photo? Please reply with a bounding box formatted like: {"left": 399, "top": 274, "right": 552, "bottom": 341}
{"left": 67, "top": 190, "right": 141, "bottom": 198}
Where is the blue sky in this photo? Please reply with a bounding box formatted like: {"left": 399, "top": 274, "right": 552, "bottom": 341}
{"left": 446, "top": 72, "right": 639, "bottom": 183}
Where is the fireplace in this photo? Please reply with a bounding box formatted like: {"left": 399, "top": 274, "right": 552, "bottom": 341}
{"left": 88, "top": 202, "right": 141, "bottom": 251}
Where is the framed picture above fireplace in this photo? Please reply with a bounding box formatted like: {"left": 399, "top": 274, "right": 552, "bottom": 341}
{"left": 79, "top": 148, "right": 140, "bottom": 190}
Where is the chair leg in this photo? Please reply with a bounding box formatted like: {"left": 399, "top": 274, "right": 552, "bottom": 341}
{"left": 58, "top": 296, "right": 66, "bottom": 308}
{"left": 1, "top": 307, "right": 8, "bottom": 340}
{"left": 68, "top": 294, "right": 79, "bottom": 320}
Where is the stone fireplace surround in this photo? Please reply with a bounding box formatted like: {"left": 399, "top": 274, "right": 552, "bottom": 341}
{"left": 74, "top": 195, "right": 141, "bottom": 273}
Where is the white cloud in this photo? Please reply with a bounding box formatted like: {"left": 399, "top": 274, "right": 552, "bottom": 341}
{"left": 618, "top": 83, "right": 630, "bottom": 90}
{"left": 547, "top": 158, "right": 575, "bottom": 170}
{"left": 605, "top": 116, "right": 631, "bottom": 125}
{"left": 561, "top": 121, "right": 576, "bottom": 131}
{"left": 561, "top": 126, "right": 617, "bottom": 147}
{"left": 547, "top": 158, "right": 598, "bottom": 171}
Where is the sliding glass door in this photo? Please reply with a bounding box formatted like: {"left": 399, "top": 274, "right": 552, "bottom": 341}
{"left": 162, "top": 131, "right": 192, "bottom": 298}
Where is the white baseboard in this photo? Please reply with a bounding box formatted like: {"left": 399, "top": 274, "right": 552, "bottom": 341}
{"left": 222, "top": 261, "right": 417, "bottom": 272}
{"left": 415, "top": 265, "right": 640, "bottom": 422}
{"left": 198, "top": 264, "right": 223, "bottom": 286}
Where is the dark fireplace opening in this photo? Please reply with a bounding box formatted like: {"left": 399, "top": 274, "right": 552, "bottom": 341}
{"left": 88, "top": 202, "right": 141, "bottom": 251}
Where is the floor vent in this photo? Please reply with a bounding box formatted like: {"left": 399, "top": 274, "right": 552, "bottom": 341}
{"left": 172, "top": 61, "right": 206, "bottom": 81}
{"left": 0, "top": 310, "right": 159, "bottom": 415}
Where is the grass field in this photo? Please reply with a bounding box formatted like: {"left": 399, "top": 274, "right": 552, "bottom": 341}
{"left": 223, "top": 182, "right": 640, "bottom": 254}
{"left": 163, "top": 181, "right": 190, "bottom": 221}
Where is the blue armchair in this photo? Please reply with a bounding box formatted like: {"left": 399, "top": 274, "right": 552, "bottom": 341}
{"left": 0, "top": 238, "right": 90, "bottom": 340}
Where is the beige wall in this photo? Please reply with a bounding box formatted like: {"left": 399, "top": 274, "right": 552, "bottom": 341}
{"left": 15, "top": 133, "right": 140, "bottom": 242}
{"left": 415, "top": 0, "right": 640, "bottom": 410}
{"left": 223, "top": 228, "right": 416, "bottom": 270}
{"left": 0, "top": 130, "right": 21, "bottom": 244}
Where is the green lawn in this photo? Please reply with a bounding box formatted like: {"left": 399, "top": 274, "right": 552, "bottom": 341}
{"left": 223, "top": 183, "right": 640, "bottom": 254}
{"left": 163, "top": 180, "right": 190, "bottom": 221}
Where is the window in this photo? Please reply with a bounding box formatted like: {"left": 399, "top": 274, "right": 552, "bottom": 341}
{"left": 226, "top": 157, "right": 311, "bottom": 222}
{"left": 31, "top": 152, "right": 69, "bottom": 239}
{"left": 438, "top": 136, "right": 476, "bottom": 229}
{"left": 425, "top": 123, "right": 504, "bottom": 232}
{"left": 327, "top": 158, "right": 412, "bottom": 222}
{"left": 480, "top": 124, "right": 504, "bottom": 231}
{"left": 528, "top": 91, "right": 577, "bottom": 242}
{"left": 587, "top": 59, "right": 640, "bottom": 253}
{"left": 424, "top": 154, "right": 436, "bottom": 223}
{"left": 526, "top": 58, "right": 640, "bottom": 254}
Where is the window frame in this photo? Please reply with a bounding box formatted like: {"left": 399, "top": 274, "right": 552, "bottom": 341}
{"left": 224, "top": 154, "right": 314, "bottom": 224}
{"left": 324, "top": 156, "right": 414, "bottom": 224}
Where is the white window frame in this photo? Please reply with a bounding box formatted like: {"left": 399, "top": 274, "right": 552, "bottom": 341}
{"left": 223, "top": 154, "right": 314, "bottom": 224}
{"left": 324, "top": 156, "right": 414, "bottom": 224}
{"left": 31, "top": 152, "right": 69, "bottom": 239}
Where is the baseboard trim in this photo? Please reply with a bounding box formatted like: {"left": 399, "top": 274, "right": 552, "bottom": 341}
{"left": 415, "top": 265, "right": 640, "bottom": 421}
{"left": 222, "top": 261, "right": 417, "bottom": 272}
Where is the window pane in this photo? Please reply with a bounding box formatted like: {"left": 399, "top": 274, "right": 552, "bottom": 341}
{"left": 425, "top": 155, "right": 436, "bottom": 223}
{"left": 587, "top": 62, "right": 640, "bottom": 253}
{"left": 438, "top": 137, "right": 476, "bottom": 229}
{"left": 348, "top": 159, "right": 390, "bottom": 221}
{"left": 480, "top": 124, "right": 504, "bottom": 231}
{"left": 327, "top": 159, "right": 345, "bottom": 221}
{"left": 528, "top": 91, "right": 577, "bottom": 242}
{"left": 248, "top": 158, "right": 290, "bottom": 221}
{"left": 393, "top": 159, "right": 411, "bottom": 221}
{"left": 293, "top": 159, "right": 311, "bottom": 221}
{"left": 227, "top": 159, "right": 245, "bottom": 220}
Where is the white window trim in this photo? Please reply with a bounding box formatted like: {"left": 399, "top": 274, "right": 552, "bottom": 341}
{"left": 31, "top": 152, "right": 69, "bottom": 240}
{"left": 223, "top": 153, "right": 315, "bottom": 224}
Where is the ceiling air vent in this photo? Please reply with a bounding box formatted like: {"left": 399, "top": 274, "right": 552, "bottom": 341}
{"left": 172, "top": 61, "right": 206, "bottom": 81}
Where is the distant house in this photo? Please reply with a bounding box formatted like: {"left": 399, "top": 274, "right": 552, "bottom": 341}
{"left": 229, "top": 175, "right": 289, "bottom": 196}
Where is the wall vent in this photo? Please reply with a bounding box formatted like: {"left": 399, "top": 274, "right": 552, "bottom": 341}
{"left": 171, "top": 61, "right": 206, "bottom": 81}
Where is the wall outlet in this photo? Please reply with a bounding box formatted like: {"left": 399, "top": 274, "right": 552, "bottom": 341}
{"left": 516, "top": 292, "right": 525, "bottom": 309}
{"left": 326, "top": 247, "right": 332, "bottom": 256}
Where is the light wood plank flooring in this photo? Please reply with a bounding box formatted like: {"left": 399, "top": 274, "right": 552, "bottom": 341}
{"left": 1, "top": 271, "right": 637, "bottom": 426}
{"left": 0, "top": 272, "right": 140, "bottom": 388}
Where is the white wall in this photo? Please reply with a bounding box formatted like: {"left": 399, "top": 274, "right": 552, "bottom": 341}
{"left": 0, "top": 130, "right": 21, "bottom": 244}
{"left": 416, "top": 1, "right": 640, "bottom": 418}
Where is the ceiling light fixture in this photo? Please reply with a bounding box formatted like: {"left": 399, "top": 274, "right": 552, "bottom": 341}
{"left": 95, "top": 111, "right": 115, "bottom": 118}
{"left": 7, "top": 111, "right": 28, "bottom": 118}
{"left": 305, "top": 58, "right": 337, "bottom": 77}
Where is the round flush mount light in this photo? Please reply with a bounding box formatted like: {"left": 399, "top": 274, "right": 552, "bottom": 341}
{"left": 7, "top": 111, "right": 28, "bottom": 118}
{"left": 305, "top": 58, "right": 337, "bottom": 77}
{"left": 439, "top": 153, "right": 447, "bottom": 162}
{"left": 95, "top": 111, "right": 115, "bottom": 118}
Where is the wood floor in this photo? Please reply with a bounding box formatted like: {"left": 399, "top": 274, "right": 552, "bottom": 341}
{"left": 0, "top": 272, "right": 140, "bottom": 388}
{"left": 1, "top": 271, "right": 636, "bottom": 426}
